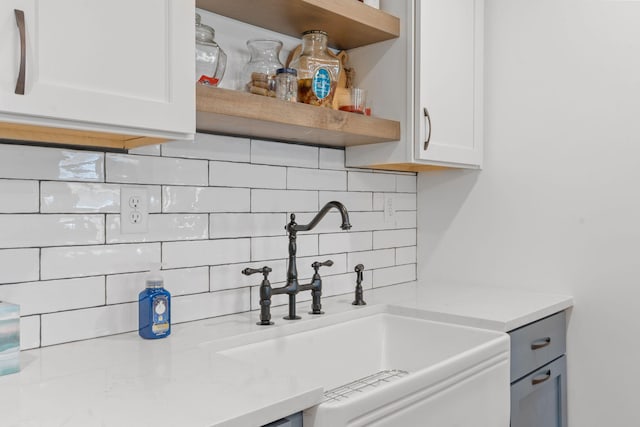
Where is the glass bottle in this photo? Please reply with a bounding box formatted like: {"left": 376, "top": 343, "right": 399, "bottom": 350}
{"left": 138, "top": 266, "right": 171, "bottom": 339}
{"left": 289, "top": 30, "right": 340, "bottom": 107}
{"left": 195, "top": 13, "right": 227, "bottom": 86}
{"left": 275, "top": 68, "right": 298, "bottom": 102}
{"left": 242, "top": 39, "right": 284, "bottom": 97}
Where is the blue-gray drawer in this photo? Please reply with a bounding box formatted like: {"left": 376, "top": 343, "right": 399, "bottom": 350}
{"left": 509, "top": 311, "right": 566, "bottom": 382}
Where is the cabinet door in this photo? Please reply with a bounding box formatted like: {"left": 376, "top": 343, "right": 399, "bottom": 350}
{"left": 416, "top": 0, "right": 483, "bottom": 167}
{"left": 511, "top": 356, "right": 567, "bottom": 427}
{"left": 0, "top": 0, "right": 194, "bottom": 140}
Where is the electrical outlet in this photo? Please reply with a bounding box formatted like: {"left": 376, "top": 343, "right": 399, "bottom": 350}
{"left": 121, "top": 187, "right": 149, "bottom": 234}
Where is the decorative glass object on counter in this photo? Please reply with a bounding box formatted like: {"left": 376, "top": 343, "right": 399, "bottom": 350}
{"left": 275, "top": 68, "right": 298, "bottom": 102}
{"left": 242, "top": 39, "right": 284, "bottom": 97}
{"left": 289, "top": 30, "right": 340, "bottom": 108}
{"left": 195, "top": 13, "right": 227, "bottom": 86}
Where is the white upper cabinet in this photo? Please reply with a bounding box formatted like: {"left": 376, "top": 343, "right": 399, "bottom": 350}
{"left": 0, "top": 0, "right": 194, "bottom": 149}
{"left": 346, "top": 0, "right": 484, "bottom": 171}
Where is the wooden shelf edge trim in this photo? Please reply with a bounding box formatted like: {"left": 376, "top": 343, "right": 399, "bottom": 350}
{"left": 196, "top": 86, "right": 400, "bottom": 146}
{"left": 0, "top": 122, "right": 167, "bottom": 151}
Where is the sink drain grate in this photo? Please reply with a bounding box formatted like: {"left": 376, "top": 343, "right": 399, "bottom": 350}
{"left": 322, "top": 369, "right": 409, "bottom": 403}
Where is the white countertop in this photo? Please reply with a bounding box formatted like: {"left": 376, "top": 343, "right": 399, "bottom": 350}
{"left": 0, "top": 282, "right": 572, "bottom": 426}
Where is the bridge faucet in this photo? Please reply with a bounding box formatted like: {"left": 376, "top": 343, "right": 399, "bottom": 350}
{"left": 243, "top": 201, "right": 351, "bottom": 325}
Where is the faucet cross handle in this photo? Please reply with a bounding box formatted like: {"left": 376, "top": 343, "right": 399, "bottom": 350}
{"left": 312, "top": 259, "right": 333, "bottom": 273}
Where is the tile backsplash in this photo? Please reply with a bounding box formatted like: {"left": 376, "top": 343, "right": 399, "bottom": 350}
{"left": 0, "top": 134, "right": 417, "bottom": 349}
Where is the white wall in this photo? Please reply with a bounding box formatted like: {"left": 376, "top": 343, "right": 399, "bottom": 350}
{"left": 0, "top": 136, "right": 417, "bottom": 348}
{"left": 418, "top": 0, "right": 640, "bottom": 425}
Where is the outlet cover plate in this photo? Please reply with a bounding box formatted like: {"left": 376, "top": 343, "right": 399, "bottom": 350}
{"left": 120, "top": 187, "right": 149, "bottom": 234}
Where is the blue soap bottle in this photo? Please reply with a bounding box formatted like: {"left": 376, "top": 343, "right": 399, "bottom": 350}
{"left": 138, "top": 265, "right": 171, "bottom": 339}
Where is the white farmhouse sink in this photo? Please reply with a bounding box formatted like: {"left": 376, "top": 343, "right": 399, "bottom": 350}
{"left": 219, "top": 310, "right": 510, "bottom": 426}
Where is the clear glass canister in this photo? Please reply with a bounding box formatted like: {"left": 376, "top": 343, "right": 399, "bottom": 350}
{"left": 275, "top": 68, "right": 298, "bottom": 102}
{"left": 289, "top": 30, "right": 340, "bottom": 107}
{"left": 195, "top": 14, "right": 227, "bottom": 86}
{"left": 242, "top": 39, "right": 284, "bottom": 97}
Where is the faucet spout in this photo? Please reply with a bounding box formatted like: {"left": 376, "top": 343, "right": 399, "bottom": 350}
{"left": 289, "top": 201, "right": 351, "bottom": 232}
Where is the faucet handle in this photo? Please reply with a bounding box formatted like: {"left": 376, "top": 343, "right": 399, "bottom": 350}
{"left": 242, "top": 266, "right": 272, "bottom": 279}
{"left": 312, "top": 260, "right": 333, "bottom": 273}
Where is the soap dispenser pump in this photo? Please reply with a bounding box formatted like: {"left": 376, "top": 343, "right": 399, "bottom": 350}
{"left": 138, "top": 263, "right": 171, "bottom": 339}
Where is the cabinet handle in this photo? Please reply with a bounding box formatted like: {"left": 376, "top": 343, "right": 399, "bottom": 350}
{"left": 423, "top": 107, "right": 432, "bottom": 150}
{"left": 14, "top": 9, "right": 26, "bottom": 95}
{"left": 531, "top": 337, "right": 551, "bottom": 350}
{"left": 531, "top": 369, "right": 552, "bottom": 386}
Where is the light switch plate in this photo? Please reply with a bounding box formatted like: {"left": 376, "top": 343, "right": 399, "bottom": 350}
{"left": 383, "top": 193, "right": 396, "bottom": 226}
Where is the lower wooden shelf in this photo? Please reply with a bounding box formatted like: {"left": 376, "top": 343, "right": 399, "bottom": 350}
{"left": 196, "top": 85, "right": 400, "bottom": 148}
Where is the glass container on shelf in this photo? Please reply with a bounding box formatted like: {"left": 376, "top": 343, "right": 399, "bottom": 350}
{"left": 289, "top": 30, "right": 340, "bottom": 108}
{"left": 195, "top": 13, "right": 227, "bottom": 86}
{"left": 242, "top": 39, "right": 284, "bottom": 97}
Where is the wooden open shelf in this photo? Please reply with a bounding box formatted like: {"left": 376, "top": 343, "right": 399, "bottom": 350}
{"left": 196, "top": 0, "right": 400, "bottom": 50}
{"left": 196, "top": 85, "right": 400, "bottom": 148}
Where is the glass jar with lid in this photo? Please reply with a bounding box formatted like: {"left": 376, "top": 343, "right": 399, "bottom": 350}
{"left": 195, "top": 13, "right": 227, "bottom": 86}
{"left": 242, "top": 39, "right": 284, "bottom": 97}
{"left": 289, "top": 30, "right": 340, "bottom": 107}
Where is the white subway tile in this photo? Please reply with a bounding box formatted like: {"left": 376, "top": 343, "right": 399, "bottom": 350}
{"left": 0, "top": 215, "right": 104, "bottom": 249}
{"left": 0, "top": 249, "right": 39, "bottom": 284}
{"left": 322, "top": 271, "right": 373, "bottom": 298}
{"left": 41, "top": 182, "right": 161, "bottom": 213}
{"left": 319, "top": 232, "right": 372, "bottom": 254}
{"left": 210, "top": 213, "right": 286, "bottom": 238}
{"left": 347, "top": 249, "right": 395, "bottom": 271}
{"left": 41, "top": 303, "right": 137, "bottom": 346}
{"left": 373, "top": 193, "right": 417, "bottom": 211}
{"left": 0, "top": 180, "right": 38, "bottom": 213}
{"left": 127, "top": 144, "right": 161, "bottom": 156}
{"left": 372, "top": 264, "right": 416, "bottom": 287}
{"left": 396, "top": 211, "right": 417, "bottom": 229}
{"left": 319, "top": 148, "right": 345, "bottom": 170}
{"left": 211, "top": 261, "right": 288, "bottom": 292}
{"left": 320, "top": 191, "right": 372, "bottom": 212}
{"left": 0, "top": 277, "right": 104, "bottom": 315}
{"left": 162, "top": 134, "right": 250, "bottom": 162}
{"left": 347, "top": 211, "right": 387, "bottom": 232}
{"left": 396, "top": 174, "right": 417, "bottom": 193}
{"left": 251, "top": 234, "right": 318, "bottom": 262}
{"left": 287, "top": 168, "right": 346, "bottom": 191}
{"left": 20, "top": 315, "right": 40, "bottom": 350}
{"left": 251, "top": 140, "right": 318, "bottom": 168}
{"left": 41, "top": 243, "right": 160, "bottom": 280}
{"left": 348, "top": 171, "right": 396, "bottom": 192}
{"left": 0, "top": 144, "right": 104, "bottom": 182}
{"left": 210, "top": 161, "right": 286, "bottom": 189}
{"left": 251, "top": 189, "right": 318, "bottom": 213}
{"left": 396, "top": 246, "right": 417, "bottom": 265}
{"left": 373, "top": 229, "right": 416, "bottom": 249}
{"left": 106, "top": 267, "right": 209, "bottom": 304}
{"left": 106, "top": 214, "right": 208, "bottom": 243}
{"left": 172, "top": 288, "right": 250, "bottom": 324}
{"left": 162, "top": 238, "right": 250, "bottom": 269}
{"left": 106, "top": 153, "right": 208, "bottom": 186}
{"left": 163, "top": 186, "right": 250, "bottom": 213}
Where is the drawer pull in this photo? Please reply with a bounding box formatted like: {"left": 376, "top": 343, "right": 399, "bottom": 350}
{"left": 531, "top": 337, "right": 551, "bottom": 350}
{"left": 14, "top": 9, "right": 26, "bottom": 95}
{"left": 531, "top": 370, "right": 552, "bottom": 386}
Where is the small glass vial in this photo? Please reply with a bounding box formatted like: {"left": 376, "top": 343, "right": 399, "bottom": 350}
{"left": 195, "top": 13, "right": 227, "bottom": 86}
{"left": 138, "top": 266, "right": 171, "bottom": 339}
{"left": 275, "top": 68, "right": 298, "bottom": 102}
{"left": 289, "top": 30, "right": 340, "bottom": 107}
